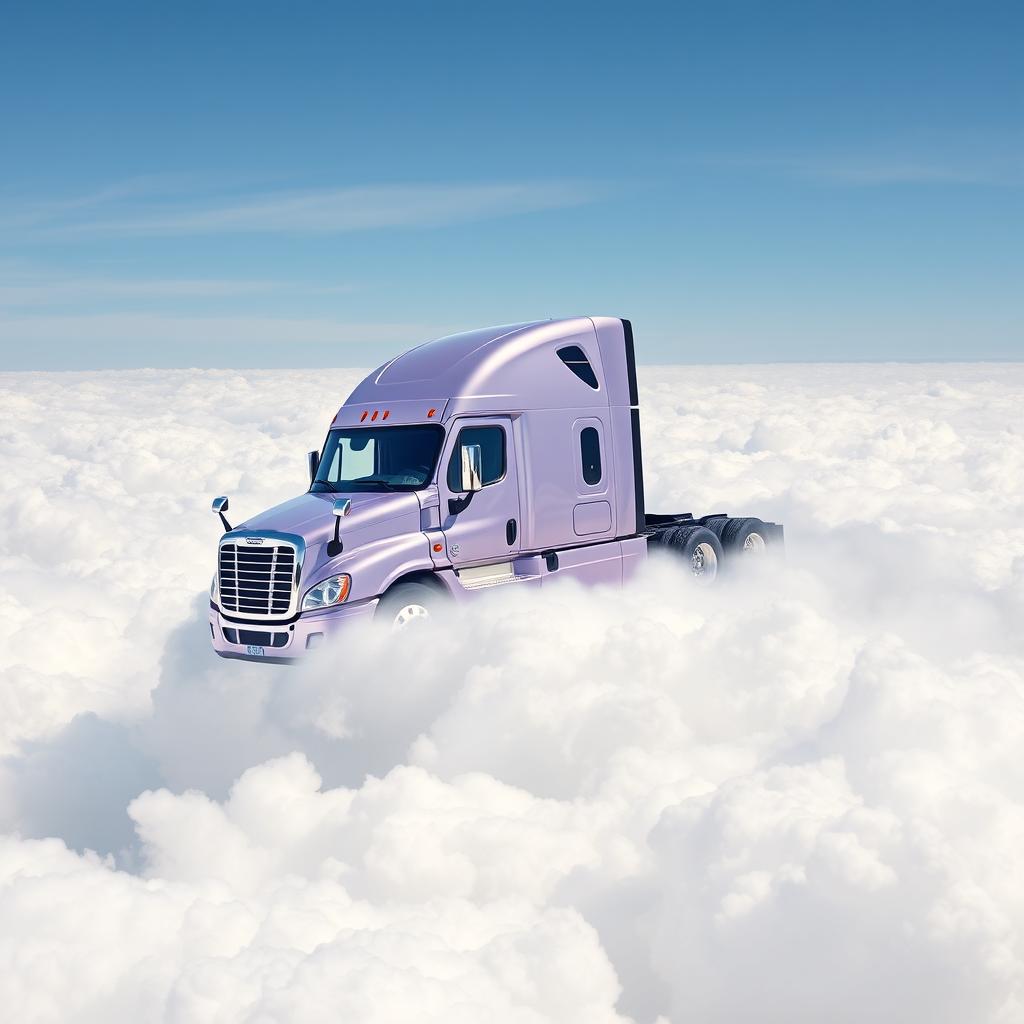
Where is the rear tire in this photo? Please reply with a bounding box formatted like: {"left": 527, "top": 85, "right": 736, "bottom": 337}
{"left": 720, "top": 517, "right": 770, "bottom": 556}
{"left": 376, "top": 581, "right": 444, "bottom": 630}
{"left": 663, "top": 525, "right": 724, "bottom": 583}
{"left": 702, "top": 516, "right": 730, "bottom": 540}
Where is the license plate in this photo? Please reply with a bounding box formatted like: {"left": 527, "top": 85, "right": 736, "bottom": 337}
{"left": 246, "top": 645, "right": 265, "bottom": 657}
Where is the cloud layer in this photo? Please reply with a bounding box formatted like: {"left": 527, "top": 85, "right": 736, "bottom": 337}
{"left": 1, "top": 363, "right": 1023, "bottom": 1022}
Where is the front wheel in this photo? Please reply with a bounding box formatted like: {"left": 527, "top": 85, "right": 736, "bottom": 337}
{"left": 376, "top": 581, "right": 445, "bottom": 630}
{"left": 663, "top": 525, "right": 724, "bottom": 583}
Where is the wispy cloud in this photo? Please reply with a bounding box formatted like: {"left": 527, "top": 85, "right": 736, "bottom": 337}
{"left": 2, "top": 180, "right": 605, "bottom": 239}
{"left": 0, "top": 173, "right": 200, "bottom": 231}
{"left": 0, "top": 274, "right": 355, "bottom": 308}
{"left": 685, "top": 154, "right": 1024, "bottom": 186}
{"left": 0, "top": 312, "right": 458, "bottom": 369}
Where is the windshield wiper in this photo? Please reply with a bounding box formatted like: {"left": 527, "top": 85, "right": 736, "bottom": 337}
{"left": 355, "top": 477, "right": 401, "bottom": 491}
{"left": 309, "top": 480, "right": 336, "bottom": 493}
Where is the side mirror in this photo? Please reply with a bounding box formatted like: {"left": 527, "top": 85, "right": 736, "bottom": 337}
{"left": 460, "top": 444, "right": 484, "bottom": 492}
{"left": 332, "top": 498, "right": 352, "bottom": 518}
{"left": 307, "top": 450, "right": 320, "bottom": 485}
{"left": 211, "top": 496, "right": 232, "bottom": 532}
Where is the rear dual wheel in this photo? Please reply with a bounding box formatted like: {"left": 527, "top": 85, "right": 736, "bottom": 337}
{"left": 661, "top": 525, "right": 724, "bottom": 583}
{"left": 719, "top": 516, "right": 769, "bottom": 555}
{"left": 660, "top": 517, "right": 773, "bottom": 583}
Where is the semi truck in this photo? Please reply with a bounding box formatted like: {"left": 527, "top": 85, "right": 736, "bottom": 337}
{"left": 209, "top": 317, "right": 783, "bottom": 662}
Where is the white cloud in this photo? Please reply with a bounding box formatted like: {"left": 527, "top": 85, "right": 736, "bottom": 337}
{"left": 1, "top": 363, "right": 1023, "bottom": 1021}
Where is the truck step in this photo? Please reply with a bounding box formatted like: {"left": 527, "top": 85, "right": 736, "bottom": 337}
{"left": 456, "top": 561, "right": 542, "bottom": 590}
{"left": 458, "top": 572, "right": 542, "bottom": 590}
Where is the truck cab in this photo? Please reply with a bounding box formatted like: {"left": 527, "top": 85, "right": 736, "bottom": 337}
{"left": 209, "top": 317, "right": 782, "bottom": 662}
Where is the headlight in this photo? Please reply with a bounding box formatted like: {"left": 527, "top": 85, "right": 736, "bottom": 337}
{"left": 302, "top": 573, "right": 351, "bottom": 611}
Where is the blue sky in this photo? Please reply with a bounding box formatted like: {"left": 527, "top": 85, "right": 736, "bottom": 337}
{"left": 1, "top": 0, "right": 1021, "bottom": 368}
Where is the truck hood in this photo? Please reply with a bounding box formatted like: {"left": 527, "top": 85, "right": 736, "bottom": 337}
{"left": 238, "top": 490, "right": 424, "bottom": 577}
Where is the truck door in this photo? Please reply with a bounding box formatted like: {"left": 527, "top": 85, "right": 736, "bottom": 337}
{"left": 439, "top": 417, "right": 521, "bottom": 567}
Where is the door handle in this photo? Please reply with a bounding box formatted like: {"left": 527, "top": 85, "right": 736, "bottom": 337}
{"left": 506, "top": 518, "right": 517, "bottom": 545}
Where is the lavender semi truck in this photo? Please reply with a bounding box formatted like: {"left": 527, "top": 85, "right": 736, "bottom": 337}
{"left": 209, "top": 317, "right": 782, "bottom": 662}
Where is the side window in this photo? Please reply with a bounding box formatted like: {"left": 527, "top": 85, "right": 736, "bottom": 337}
{"left": 447, "top": 426, "right": 506, "bottom": 491}
{"left": 580, "top": 426, "right": 602, "bottom": 485}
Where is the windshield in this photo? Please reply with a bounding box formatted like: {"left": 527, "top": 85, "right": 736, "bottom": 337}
{"left": 311, "top": 425, "right": 444, "bottom": 493}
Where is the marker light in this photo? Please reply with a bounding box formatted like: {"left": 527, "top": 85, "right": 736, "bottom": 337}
{"left": 432, "top": 543, "right": 443, "bottom": 552}
{"left": 360, "top": 411, "right": 368, "bottom": 422}
{"left": 382, "top": 410, "right": 390, "bottom": 420}
{"left": 427, "top": 408, "right": 436, "bottom": 418}
{"left": 371, "top": 410, "right": 379, "bottom": 421}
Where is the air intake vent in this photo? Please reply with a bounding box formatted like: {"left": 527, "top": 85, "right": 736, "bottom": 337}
{"left": 238, "top": 630, "right": 288, "bottom": 648}
{"left": 556, "top": 345, "right": 599, "bottom": 389}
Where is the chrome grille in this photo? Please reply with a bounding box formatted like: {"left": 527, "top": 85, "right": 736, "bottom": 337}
{"left": 218, "top": 539, "right": 297, "bottom": 618}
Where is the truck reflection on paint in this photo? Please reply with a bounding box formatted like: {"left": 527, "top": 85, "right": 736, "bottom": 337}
{"left": 208, "top": 317, "right": 783, "bottom": 662}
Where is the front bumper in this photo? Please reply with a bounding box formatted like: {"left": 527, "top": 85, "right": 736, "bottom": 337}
{"left": 208, "top": 597, "right": 379, "bottom": 663}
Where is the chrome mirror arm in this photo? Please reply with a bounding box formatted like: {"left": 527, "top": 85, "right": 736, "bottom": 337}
{"left": 211, "top": 496, "right": 232, "bottom": 532}
{"left": 327, "top": 497, "right": 352, "bottom": 557}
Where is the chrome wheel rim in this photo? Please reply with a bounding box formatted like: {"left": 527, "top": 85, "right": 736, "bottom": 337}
{"left": 393, "top": 603, "right": 430, "bottom": 628}
{"left": 691, "top": 542, "right": 718, "bottom": 581}
{"left": 743, "top": 532, "right": 766, "bottom": 553}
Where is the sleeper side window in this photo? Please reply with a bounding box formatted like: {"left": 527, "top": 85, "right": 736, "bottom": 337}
{"left": 447, "top": 426, "right": 506, "bottom": 491}
{"left": 580, "top": 426, "right": 602, "bottom": 485}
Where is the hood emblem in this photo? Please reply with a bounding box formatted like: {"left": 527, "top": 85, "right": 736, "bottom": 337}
{"left": 245, "top": 537, "right": 265, "bottom": 546}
